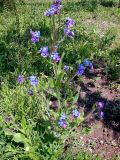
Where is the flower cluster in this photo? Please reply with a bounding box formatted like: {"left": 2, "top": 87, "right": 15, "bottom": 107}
{"left": 30, "top": 75, "right": 38, "bottom": 86}
{"left": 17, "top": 75, "right": 38, "bottom": 87}
{"left": 30, "top": 30, "right": 40, "bottom": 43}
{"left": 64, "top": 65, "right": 69, "bottom": 71}
{"left": 44, "top": 0, "right": 62, "bottom": 17}
{"left": 72, "top": 109, "right": 80, "bottom": 118}
{"left": 58, "top": 113, "right": 67, "bottom": 128}
{"left": 77, "top": 59, "right": 93, "bottom": 76}
{"left": 39, "top": 45, "right": 61, "bottom": 62}
{"left": 39, "top": 46, "right": 49, "bottom": 58}
{"left": 51, "top": 51, "right": 61, "bottom": 63}
{"left": 64, "top": 28, "right": 74, "bottom": 38}
{"left": 58, "top": 110, "right": 80, "bottom": 128}
{"left": 83, "top": 59, "right": 93, "bottom": 70}
{"left": 64, "top": 17, "right": 75, "bottom": 38}
{"left": 65, "top": 17, "right": 74, "bottom": 28}
{"left": 17, "top": 75, "right": 24, "bottom": 84}
{"left": 77, "top": 64, "right": 85, "bottom": 75}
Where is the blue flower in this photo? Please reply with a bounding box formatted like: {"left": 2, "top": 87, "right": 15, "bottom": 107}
{"left": 72, "top": 109, "right": 80, "bottom": 118}
{"left": 58, "top": 120, "right": 67, "bottom": 128}
{"left": 64, "top": 65, "right": 69, "bottom": 71}
{"left": 60, "top": 113, "right": 66, "bottom": 120}
{"left": 30, "top": 75, "right": 38, "bottom": 86}
{"left": 77, "top": 64, "right": 85, "bottom": 75}
{"left": 44, "top": 8, "right": 55, "bottom": 17}
{"left": 83, "top": 59, "right": 93, "bottom": 69}
{"left": 100, "top": 111, "right": 104, "bottom": 119}
{"left": 30, "top": 30, "right": 40, "bottom": 43}
{"left": 44, "top": 1, "right": 62, "bottom": 17}
{"left": 58, "top": 113, "right": 67, "bottom": 128}
{"left": 51, "top": 52, "right": 61, "bottom": 62}
{"left": 31, "top": 37, "right": 39, "bottom": 43}
{"left": 40, "top": 46, "right": 49, "bottom": 58}
{"left": 34, "top": 31, "right": 40, "bottom": 38}
{"left": 17, "top": 75, "right": 24, "bottom": 84}
{"left": 65, "top": 17, "right": 74, "bottom": 28}
{"left": 64, "top": 28, "right": 74, "bottom": 38}
{"left": 83, "top": 59, "right": 90, "bottom": 67}
{"left": 96, "top": 101, "right": 105, "bottom": 110}
{"left": 89, "top": 62, "right": 93, "bottom": 70}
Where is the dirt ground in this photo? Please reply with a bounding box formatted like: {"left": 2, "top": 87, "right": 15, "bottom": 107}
{"left": 77, "top": 66, "right": 120, "bottom": 159}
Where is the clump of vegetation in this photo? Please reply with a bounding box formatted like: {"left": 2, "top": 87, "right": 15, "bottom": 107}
{"left": 0, "top": 0, "right": 120, "bottom": 159}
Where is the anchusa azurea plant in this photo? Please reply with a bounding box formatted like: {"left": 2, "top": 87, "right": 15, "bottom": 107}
{"left": 16, "top": 0, "right": 94, "bottom": 128}
{"left": 11, "top": 1, "right": 94, "bottom": 159}
{"left": 0, "top": 0, "right": 96, "bottom": 160}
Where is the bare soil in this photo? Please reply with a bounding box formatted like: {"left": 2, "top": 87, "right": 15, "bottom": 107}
{"left": 77, "top": 66, "right": 120, "bottom": 159}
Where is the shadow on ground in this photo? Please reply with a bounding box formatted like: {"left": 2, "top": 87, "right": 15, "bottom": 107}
{"left": 62, "top": 59, "right": 120, "bottom": 138}
{"left": 76, "top": 67, "right": 120, "bottom": 139}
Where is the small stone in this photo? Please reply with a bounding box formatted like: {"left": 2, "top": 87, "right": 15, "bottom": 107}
{"left": 100, "top": 140, "right": 104, "bottom": 144}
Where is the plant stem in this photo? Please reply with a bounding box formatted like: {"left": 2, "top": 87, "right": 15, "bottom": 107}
{"left": 58, "top": 12, "right": 61, "bottom": 40}
{"left": 52, "top": 16, "right": 56, "bottom": 46}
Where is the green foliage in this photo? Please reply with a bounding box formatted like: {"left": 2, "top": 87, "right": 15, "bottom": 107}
{"left": 79, "top": 0, "right": 98, "bottom": 11}
{"left": 104, "top": 46, "right": 120, "bottom": 80}
{"left": 0, "top": 78, "right": 86, "bottom": 160}
{"left": 64, "top": 0, "right": 98, "bottom": 12}
{"left": 105, "top": 65, "right": 120, "bottom": 80}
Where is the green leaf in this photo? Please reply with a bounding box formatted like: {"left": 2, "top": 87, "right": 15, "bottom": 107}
{"left": 49, "top": 78, "right": 55, "bottom": 88}
{"left": 4, "top": 129, "right": 15, "bottom": 136}
{"left": 72, "top": 93, "right": 79, "bottom": 105}
{"left": 21, "top": 117, "right": 27, "bottom": 130}
{"left": 12, "top": 133, "right": 27, "bottom": 143}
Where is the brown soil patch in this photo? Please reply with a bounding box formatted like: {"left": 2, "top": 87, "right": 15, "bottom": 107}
{"left": 77, "top": 67, "right": 120, "bottom": 159}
